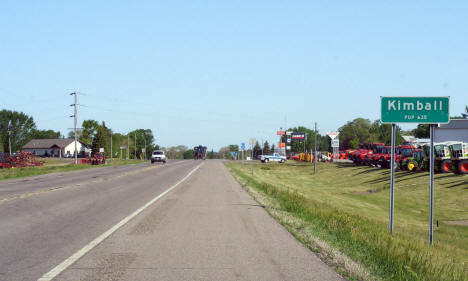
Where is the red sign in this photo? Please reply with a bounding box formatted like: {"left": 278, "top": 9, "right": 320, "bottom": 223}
{"left": 278, "top": 142, "right": 286, "bottom": 148}
{"left": 277, "top": 131, "right": 285, "bottom": 135}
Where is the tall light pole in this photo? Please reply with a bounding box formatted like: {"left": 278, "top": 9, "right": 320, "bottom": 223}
{"left": 70, "top": 92, "right": 78, "bottom": 164}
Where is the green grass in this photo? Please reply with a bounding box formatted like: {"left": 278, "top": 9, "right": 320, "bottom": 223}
{"left": 226, "top": 161, "right": 468, "bottom": 281}
{"left": 0, "top": 159, "right": 145, "bottom": 180}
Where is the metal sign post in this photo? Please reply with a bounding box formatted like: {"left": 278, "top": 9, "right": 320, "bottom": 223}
{"left": 328, "top": 132, "right": 340, "bottom": 162}
{"left": 249, "top": 138, "right": 256, "bottom": 174}
{"left": 381, "top": 96, "right": 449, "bottom": 244}
{"left": 241, "top": 143, "right": 245, "bottom": 167}
{"left": 429, "top": 124, "right": 435, "bottom": 244}
{"left": 389, "top": 123, "right": 396, "bottom": 234}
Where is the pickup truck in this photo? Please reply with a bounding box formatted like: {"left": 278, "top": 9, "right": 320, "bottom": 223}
{"left": 260, "top": 153, "right": 286, "bottom": 163}
{"left": 151, "top": 150, "right": 167, "bottom": 164}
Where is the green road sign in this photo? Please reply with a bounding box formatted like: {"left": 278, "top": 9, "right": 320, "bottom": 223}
{"left": 381, "top": 96, "right": 450, "bottom": 124}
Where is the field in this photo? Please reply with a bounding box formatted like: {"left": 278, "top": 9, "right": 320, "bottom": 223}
{"left": 226, "top": 161, "right": 468, "bottom": 281}
{"left": 0, "top": 158, "right": 144, "bottom": 180}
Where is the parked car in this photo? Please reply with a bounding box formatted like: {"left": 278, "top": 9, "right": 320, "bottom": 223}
{"left": 260, "top": 153, "right": 286, "bottom": 163}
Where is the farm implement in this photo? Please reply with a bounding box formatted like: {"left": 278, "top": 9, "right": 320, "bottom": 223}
{"left": 0, "top": 152, "right": 43, "bottom": 168}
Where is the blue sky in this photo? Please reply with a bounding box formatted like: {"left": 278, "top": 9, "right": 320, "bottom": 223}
{"left": 1, "top": 1, "right": 467, "bottom": 150}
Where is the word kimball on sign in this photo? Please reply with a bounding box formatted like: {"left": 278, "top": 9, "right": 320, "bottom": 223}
{"left": 381, "top": 96, "right": 449, "bottom": 124}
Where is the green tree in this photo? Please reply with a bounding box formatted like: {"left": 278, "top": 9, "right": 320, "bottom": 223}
{"left": 91, "top": 122, "right": 110, "bottom": 155}
{"left": 412, "top": 124, "right": 430, "bottom": 138}
{"left": 30, "top": 129, "right": 61, "bottom": 139}
{"left": 319, "top": 135, "right": 330, "bottom": 152}
{"left": 80, "top": 120, "right": 100, "bottom": 147}
{"left": 229, "top": 144, "right": 239, "bottom": 152}
{"left": 253, "top": 141, "right": 261, "bottom": 158}
{"left": 129, "top": 129, "right": 155, "bottom": 159}
{"left": 0, "top": 109, "right": 36, "bottom": 152}
{"left": 164, "top": 145, "right": 188, "bottom": 159}
{"left": 263, "top": 141, "right": 270, "bottom": 155}
{"left": 183, "top": 149, "right": 194, "bottom": 159}
{"left": 218, "top": 146, "right": 230, "bottom": 159}
{"left": 339, "top": 118, "right": 372, "bottom": 149}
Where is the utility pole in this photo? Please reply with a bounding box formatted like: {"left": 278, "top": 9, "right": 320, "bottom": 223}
{"left": 70, "top": 92, "right": 78, "bottom": 164}
{"left": 110, "top": 129, "right": 113, "bottom": 163}
{"left": 7, "top": 121, "right": 12, "bottom": 155}
{"left": 127, "top": 134, "right": 129, "bottom": 160}
{"left": 134, "top": 132, "right": 137, "bottom": 159}
{"left": 143, "top": 132, "right": 147, "bottom": 161}
{"left": 314, "top": 122, "right": 317, "bottom": 175}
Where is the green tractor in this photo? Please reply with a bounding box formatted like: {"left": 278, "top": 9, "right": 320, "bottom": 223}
{"left": 401, "top": 148, "right": 428, "bottom": 172}
{"left": 448, "top": 142, "right": 468, "bottom": 175}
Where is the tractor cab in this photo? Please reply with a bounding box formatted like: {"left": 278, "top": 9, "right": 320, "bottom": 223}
{"left": 448, "top": 142, "right": 468, "bottom": 174}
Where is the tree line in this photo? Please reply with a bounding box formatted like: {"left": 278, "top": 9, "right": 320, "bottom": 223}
{"left": 0, "top": 109, "right": 61, "bottom": 153}
{"left": 219, "top": 105, "right": 468, "bottom": 155}
{"left": 0, "top": 109, "right": 158, "bottom": 159}
{"left": 68, "top": 119, "right": 157, "bottom": 159}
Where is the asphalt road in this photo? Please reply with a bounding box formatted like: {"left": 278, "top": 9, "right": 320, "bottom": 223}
{"left": 0, "top": 160, "right": 344, "bottom": 281}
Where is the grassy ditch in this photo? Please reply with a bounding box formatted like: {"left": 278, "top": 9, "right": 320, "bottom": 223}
{"left": 226, "top": 161, "right": 468, "bottom": 281}
{"left": 0, "top": 159, "right": 145, "bottom": 180}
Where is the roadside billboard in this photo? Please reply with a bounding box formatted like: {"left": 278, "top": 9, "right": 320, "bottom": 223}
{"left": 291, "top": 132, "right": 306, "bottom": 140}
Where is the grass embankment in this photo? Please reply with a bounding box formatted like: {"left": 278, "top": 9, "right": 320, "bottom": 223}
{"left": 0, "top": 158, "right": 145, "bottom": 180}
{"left": 226, "top": 161, "right": 468, "bottom": 281}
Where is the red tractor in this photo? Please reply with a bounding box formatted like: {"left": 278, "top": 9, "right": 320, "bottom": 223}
{"left": 378, "top": 145, "right": 415, "bottom": 170}
{"left": 91, "top": 152, "right": 106, "bottom": 165}
{"left": 350, "top": 143, "right": 384, "bottom": 166}
{"left": 349, "top": 143, "right": 370, "bottom": 165}
{"left": 362, "top": 143, "right": 385, "bottom": 166}
{"left": 371, "top": 146, "right": 391, "bottom": 167}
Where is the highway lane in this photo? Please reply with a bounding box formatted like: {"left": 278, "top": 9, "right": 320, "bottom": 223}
{"left": 0, "top": 162, "right": 160, "bottom": 201}
{"left": 0, "top": 160, "right": 200, "bottom": 281}
{"left": 55, "top": 160, "right": 344, "bottom": 281}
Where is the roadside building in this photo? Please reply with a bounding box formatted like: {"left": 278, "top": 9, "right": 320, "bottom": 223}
{"left": 435, "top": 119, "right": 468, "bottom": 143}
{"left": 22, "top": 139, "right": 89, "bottom": 157}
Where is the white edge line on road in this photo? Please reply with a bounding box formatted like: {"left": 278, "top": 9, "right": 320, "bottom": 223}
{"left": 37, "top": 162, "right": 204, "bottom": 281}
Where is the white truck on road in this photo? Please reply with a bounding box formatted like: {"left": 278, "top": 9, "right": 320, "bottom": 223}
{"left": 260, "top": 153, "right": 286, "bottom": 163}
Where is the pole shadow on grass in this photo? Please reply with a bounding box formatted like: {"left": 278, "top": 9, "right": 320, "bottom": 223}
{"left": 441, "top": 181, "right": 468, "bottom": 189}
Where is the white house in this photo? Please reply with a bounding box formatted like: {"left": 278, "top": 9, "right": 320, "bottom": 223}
{"left": 435, "top": 119, "right": 468, "bottom": 143}
{"left": 22, "top": 139, "right": 88, "bottom": 157}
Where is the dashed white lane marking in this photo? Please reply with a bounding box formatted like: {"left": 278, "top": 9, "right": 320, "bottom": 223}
{"left": 37, "top": 162, "right": 204, "bottom": 281}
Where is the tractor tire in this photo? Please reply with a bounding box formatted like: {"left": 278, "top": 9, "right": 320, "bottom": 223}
{"left": 408, "top": 160, "right": 418, "bottom": 172}
{"left": 458, "top": 160, "right": 468, "bottom": 174}
{"left": 440, "top": 160, "right": 451, "bottom": 173}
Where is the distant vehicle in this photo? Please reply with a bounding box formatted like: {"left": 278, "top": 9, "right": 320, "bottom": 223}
{"left": 151, "top": 150, "right": 166, "bottom": 164}
{"left": 194, "top": 145, "right": 207, "bottom": 160}
{"left": 91, "top": 152, "right": 106, "bottom": 165}
{"left": 260, "top": 153, "right": 286, "bottom": 163}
